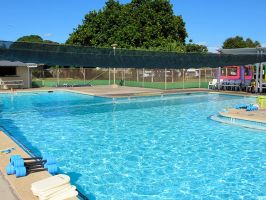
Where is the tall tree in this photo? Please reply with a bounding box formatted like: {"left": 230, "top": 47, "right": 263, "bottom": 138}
{"left": 66, "top": 0, "right": 188, "bottom": 51}
{"left": 222, "top": 36, "right": 261, "bottom": 49}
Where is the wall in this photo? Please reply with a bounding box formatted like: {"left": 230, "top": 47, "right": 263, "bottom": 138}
{"left": 16, "top": 67, "right": 30, "bottom": 88}
{"left": 0, "top": 67, "right": 30, "bottom": 89}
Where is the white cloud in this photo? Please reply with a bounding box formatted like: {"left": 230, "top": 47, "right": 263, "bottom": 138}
{"left": 44, "top": 33, "right": 53, "bottom": 37}
{"left": 261, "top": 43, "right": 266, "bottom": 47}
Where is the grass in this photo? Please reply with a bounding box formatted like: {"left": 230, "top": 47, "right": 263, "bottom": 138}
{"left": 32, "top": 78, "right": 209, "bottom": 89}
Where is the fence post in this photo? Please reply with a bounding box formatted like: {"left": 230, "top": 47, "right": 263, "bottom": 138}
{"left": 136, "top": 69, "right": 138, "bottom": 82}
{"left": 57, "top": 68, "right": 60, "bottom": 87}
{"left": 124, "top": 68, "right": 126, "bottom": 86}
{"left": 82, "top": 68, "right": 86, "bottom": 85}
{"left": 113, "top": 68, "right": 116, "bottom": 85}
{"left": 108, "top": 68, "right": 111, "bottom": 85}
{"left": 198, "top": 69, "right": 201, "bottom": 88}
{"left": 172, "top": 69, "right": 174, "bottom": 83}
{"left": 142, "top": 68, "right": 144, "bottom": 87}
{"left": 182, "top": 68, "right": 185, "bottom": 89}
{"left": 164, "top": 68, "right": 167, "bottom": 90}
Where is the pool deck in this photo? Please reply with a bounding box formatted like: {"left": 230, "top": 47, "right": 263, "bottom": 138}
{"left": 0, "top": 131, "right": 51, "bottom": 200}
{"left": 220, "top": 108, "right": 266, "bottom": 124}
{"left": 1, "top": 85, "right": 210, "bottom": 96}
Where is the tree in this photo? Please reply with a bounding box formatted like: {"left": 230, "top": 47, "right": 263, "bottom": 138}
{"left": 16, "top": 35, "right": 58, "bottom": 44}
{"left": 66, "top": 0, "right": 188, "bottom": 51}
{"left": 16, "top": 35, "right": 43, "bottom": 43}
{"left": 222, "top": 36, "right": 261, "bottom": 49}
{"left": 186, "top": 43, "right": 208, "bottom": 53}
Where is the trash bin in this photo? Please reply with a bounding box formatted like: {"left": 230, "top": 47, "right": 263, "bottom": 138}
{"left": 257, "top": 96, "right": 266, "bottom": 109}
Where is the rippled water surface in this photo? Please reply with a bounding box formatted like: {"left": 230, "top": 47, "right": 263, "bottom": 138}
{"left": 0, "top": 91, "right": 265, "bottom": 200}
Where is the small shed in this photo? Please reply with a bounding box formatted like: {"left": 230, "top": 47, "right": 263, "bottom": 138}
{"left": 0, "top": 60, "right": 37, "bottom": 89}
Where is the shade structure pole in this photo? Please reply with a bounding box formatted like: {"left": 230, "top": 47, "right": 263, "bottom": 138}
{"left": 255, "top": 63, "right": 259, "bottom": 93}
{"left": 83, "top": 68, "right": 85, "bottom": 85}
{"left": 57, "top": 68, "right": 60, "bottom": 87}
{"left": 217, "top": 67, "right": 221, "bottom": 90}
{"left": 164, "top": 68, "right": 167, "bottom": 90}
{"left": 182, "top": 68, "right": 185, "bottom": 89}
{"left": 198, "top": 69, "right": 201, "bottom": 88}
{"left": 142, "top": 68, "right": 144, "bottom": 87}
{"left": 259, "top": 62, "right": 263, "bottom": 93}
{"left": 171, "top": 69, "right": 174, "bottom": 83}
{"left": 124, "top": 68, "right": 126, "bottom": 86}
{"left": 109, "top": 68, "right": 111, "bottom": 85}
{"left": 204, "top": 68, "right": 207, "bottom": 82}
{"left": 113, "top": 68, "right": 116, "bottom": 85}
{"left": 28, "top": 67, "right": 30, "bottom": 88}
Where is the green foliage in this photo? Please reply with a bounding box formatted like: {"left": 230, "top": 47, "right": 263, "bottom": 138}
{"left": 222, "top": 36, "right": 261, "bottom": 49}
{"left": 66, "top": 0, "right": 188, "bottom": 51}
{"left": 16, "top": 35, "right": 58, "bottom": 44}
{"left": 186, "top": 43, "right": 208, "bottom": 53}
{"left": 16, "top": 35, "right": 43, "bottom": 43}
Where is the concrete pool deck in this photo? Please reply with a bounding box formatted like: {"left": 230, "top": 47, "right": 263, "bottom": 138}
{"left": 0, "top": 131, "right": 51, "bottom": 200}
{"left": 220, "top": 108, "right": 266, "bottom": 124}
{"left": 0, "top": 85, "right": 210, "bottom": 98}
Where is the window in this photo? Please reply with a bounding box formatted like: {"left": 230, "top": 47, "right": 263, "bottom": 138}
{"left": 244, "top": 67, "right": 251, "bottom": 76}
{"left": 221, "top": 67, "right": 238, "bottom": 76}
{"left": 0, "top": 67, "right": 16, "bottom": 76}
{"left": 227, "top": 67, "right": 238, "bottom": 76}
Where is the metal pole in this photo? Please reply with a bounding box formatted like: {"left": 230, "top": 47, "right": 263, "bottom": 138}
{"left": 57, "top": 68, "right": 60, "bottom": 87}
{"left": 28, "top": 67, "right": 30, "bottom": 88}
{"left": 204, "top": 68, "right": 207, "bottom": 82}
{"left": 255, "top": 63, "right": 259, "bottom": 93}
{"left": 218, "top": 67, "right": 221, "bottom": 90}
{"left": 171, "top": 69, "right": 174, "bottom": 83}
{"left": 109, "top": 68, "right": 111, "bottom": 85}
{"left": 164, "top": 68, "right": 167, "bottom": 90}
{"left": 137, "top": 69, "right": 139, "bottom": 82}
{"left": 124, "top": 68, "right": 126, "bottom": 86}
{"left": 83, "top": 68, "right": 85, "bottom": 85}
{"left": 151, "top": 70, "right": 154, "bottom": 82}
{"left": 198, "top": 69, "right": 201, "bottom": 88}
{"left": 113, "top": 68, "right": 116, "bottom": 85}
{"left": 142, "top": 68, "right": 144, "bottom": 87}
{"left": 259, "top": 62, "right": 263, "bottom": 93}
{"left": 182, "top": 68, "right": 185, "bottom": 89}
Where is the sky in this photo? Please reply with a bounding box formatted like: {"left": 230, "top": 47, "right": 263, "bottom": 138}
{"left": 1, "top": 0, "right": 266, "bottom": 52}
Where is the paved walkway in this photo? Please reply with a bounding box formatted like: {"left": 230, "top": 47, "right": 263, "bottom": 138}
{"left": 220, "top": 108, "right": 266, "bottom": 123}
{"left": 0, "top": 171, "right": 18, "bottom": 200}
{"left": 0, "top": 131, "right": 51, "bottom": 200}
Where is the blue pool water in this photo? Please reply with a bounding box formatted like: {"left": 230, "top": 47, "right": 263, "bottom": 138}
{"left": 0, "top": 91, "right": 265, "bottom": 199}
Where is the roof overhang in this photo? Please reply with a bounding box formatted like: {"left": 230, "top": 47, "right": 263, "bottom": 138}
{"left": 219, "top": 47, "right": 266, "bottom": 55}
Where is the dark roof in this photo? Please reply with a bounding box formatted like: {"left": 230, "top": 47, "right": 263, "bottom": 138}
{"left": 0, "top": 60, "right": 27, "bottom": 67}
{"left": 219, "top": 47, "right": 266, "bottom": 55}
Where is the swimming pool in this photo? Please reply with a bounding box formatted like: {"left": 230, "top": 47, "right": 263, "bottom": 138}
{"left": 0, "top": 91, "right": 265, "bottom": 199}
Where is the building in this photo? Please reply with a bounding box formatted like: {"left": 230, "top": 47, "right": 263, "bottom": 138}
{"left": 0, "top": 60, "right": 37, "bottom": 89}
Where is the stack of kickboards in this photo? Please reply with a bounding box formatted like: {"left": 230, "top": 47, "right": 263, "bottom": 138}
{"left": 31, "top": 174, "right": 78, "bottom": 200}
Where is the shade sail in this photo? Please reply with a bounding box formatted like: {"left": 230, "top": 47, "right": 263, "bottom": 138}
{"left": 0, "top": 41, "right": 265, "bottom": 68}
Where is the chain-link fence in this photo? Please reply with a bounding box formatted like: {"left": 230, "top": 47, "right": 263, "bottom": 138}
{"left": 32, "top": 67, "right": 217, "bottom": 89}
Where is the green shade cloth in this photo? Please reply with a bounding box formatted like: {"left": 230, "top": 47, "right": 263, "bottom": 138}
{"left": 0, "top": 41, "right": 265, "bottom": 68}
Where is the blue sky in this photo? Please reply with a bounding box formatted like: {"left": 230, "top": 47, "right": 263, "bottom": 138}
{"left": 1, "top": 0, "right": 265, "bottom": 52}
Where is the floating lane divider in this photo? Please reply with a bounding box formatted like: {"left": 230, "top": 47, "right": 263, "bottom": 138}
{"left": 6, "top": 153, "right": 58, "bottom": 178}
